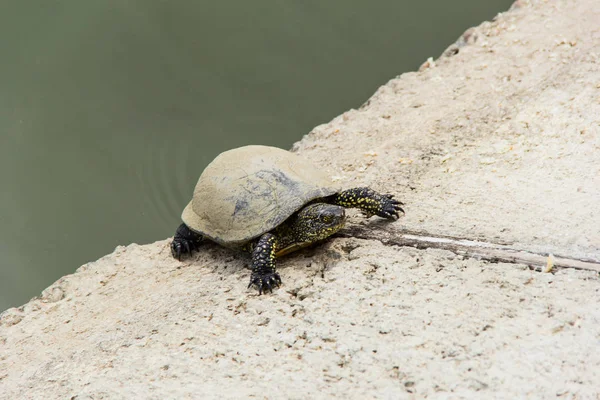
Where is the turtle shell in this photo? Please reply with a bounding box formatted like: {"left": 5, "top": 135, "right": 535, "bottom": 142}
{"left": 182, "top": 145, "right": 339, "bottom": 247}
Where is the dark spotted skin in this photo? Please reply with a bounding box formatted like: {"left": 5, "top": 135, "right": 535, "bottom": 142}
{"left": 248, "top": 233, "right": 281, "bottom": 294}
{"left": 171, "top": 186, "right": 404, "bottom": 294}
{"left": 330, "top": 187, "right": 404, "bottom": 219}
{"left": 247, "top": 202, "right": 347, "bottom": 294}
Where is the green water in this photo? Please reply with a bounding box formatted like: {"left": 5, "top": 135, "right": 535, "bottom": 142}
{"left": 0, "top": 0, "right": 512, "bottom": 312}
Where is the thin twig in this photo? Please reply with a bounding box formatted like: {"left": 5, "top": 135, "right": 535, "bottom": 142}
{"left": 337, "top": 225, "right": 600, "bottom": 273}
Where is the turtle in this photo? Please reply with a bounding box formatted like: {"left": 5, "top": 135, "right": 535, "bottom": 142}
{"left": 171, "top": 145, "right": 404, "bottom": 294}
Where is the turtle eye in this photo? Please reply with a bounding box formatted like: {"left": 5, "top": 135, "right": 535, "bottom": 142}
{"left": 321, "top": 215, "right": 332, "bottom": 223}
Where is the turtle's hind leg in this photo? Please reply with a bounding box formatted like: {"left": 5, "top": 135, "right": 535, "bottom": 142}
{"left": 248, "top": 233, "right": 282, "bottom": 294}
{"left": 171, "top": 224, "right": 205, "bottom": 260}
{"left": 331, "top": 187, "right": 404, "bottom": 220}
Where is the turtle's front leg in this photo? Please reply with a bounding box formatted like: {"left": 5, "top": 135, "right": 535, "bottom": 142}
{"left": 332, "top": 187, "right": 404, "bottom": 219}
{"left": 248, "top": 233, "right": 282, "bottom": 294}
{"left": 171, "top": 223, "right": 205, "bottom": 260}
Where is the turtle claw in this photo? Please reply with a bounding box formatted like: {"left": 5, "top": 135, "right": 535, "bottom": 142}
{"left": 171, "top": 224, "right": 204, "bottom": 260}
{"left": 171, "top": 241, "right": 182, "bottom": 260}
{"left": 249, "top": 272, "right": 282, "bottom": 295}
{"left": 171, "top": 237, "right": 198, "bottom": 260}
{"left": 378, "top": 194, "right": 405, "bottom": 220}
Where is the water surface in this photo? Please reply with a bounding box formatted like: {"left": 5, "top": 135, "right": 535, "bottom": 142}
{"left": 0, "top": 0, "right": 512, "bottom": 311}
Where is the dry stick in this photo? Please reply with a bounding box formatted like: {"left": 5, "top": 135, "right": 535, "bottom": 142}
{"left": 338, "top": 225, "right": 600, "bottom": 274}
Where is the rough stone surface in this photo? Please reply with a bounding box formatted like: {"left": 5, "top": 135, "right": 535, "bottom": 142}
{"left": 1, "top": 0, "right": 599, "bottom": 398}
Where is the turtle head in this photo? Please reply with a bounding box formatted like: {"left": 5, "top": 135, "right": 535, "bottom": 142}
{"left": 292, "top": 203, "right": 346, "bottom": 243}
